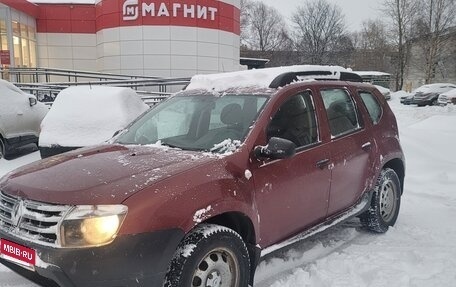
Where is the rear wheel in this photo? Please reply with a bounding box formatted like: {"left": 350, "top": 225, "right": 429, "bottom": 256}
{"left": 361, "top": 168, "right": 401, "bottom": 233}
{"left": 164, "top": 224, "right": 250, "bottom": 287}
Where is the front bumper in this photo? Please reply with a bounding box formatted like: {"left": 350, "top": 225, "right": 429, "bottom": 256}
{"left": 0, "top": 229, "right": 184, "bottom": 287}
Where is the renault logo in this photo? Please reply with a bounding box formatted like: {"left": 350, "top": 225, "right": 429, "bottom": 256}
{"left": 11, "top": 201, "right": 24, "bottom": 227}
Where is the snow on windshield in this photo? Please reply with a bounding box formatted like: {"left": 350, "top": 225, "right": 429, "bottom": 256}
{"left": 39, "top": 86, "right": 149, "bottom": 147}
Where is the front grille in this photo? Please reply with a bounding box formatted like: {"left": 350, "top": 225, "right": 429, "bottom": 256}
{"left": 440, "top": 96, "right": 448, "bottom": 102}
{"left": 0, "top": 191, "right": 71, "bottom": 246}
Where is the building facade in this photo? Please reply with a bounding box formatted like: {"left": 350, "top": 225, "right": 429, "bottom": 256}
{"left": 0, "top": 0, "right": 241, "bottom": 77}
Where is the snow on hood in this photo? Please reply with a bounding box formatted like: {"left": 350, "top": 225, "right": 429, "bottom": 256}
{"left": 39, "top": 86, "right": 149, "bottom": 147}
{"left": 1, "top": 144, "right": 216, "bottom": 205}
{"left": 186, "top": 65, "right": 348, "bottom": 92}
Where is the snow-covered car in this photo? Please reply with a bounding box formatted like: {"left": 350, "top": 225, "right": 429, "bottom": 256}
{"left": 374, "top": 85, "right": 391, "bottom": 100}
{"left": 410, "top": 83, "right": 456, "bottom": 106}
{"left": 400, "top": 94, "right": 414, "bottom": 105}
{"left": 0, "top": 66, "right": 405, "bottom": 287}
{"left": 437, "top": 88, "right": 456, "bottom": 105}
{"left": 39, "top": 86, "right": 149, "bottom": 158}
{"left": 0, "top": 79, "right": 48, "bottom": 159}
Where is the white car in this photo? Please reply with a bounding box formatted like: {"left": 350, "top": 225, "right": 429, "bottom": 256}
{"left": 437, "top": 88, "right": 456, "bottom": 105}
{"left": 39, "top": 85, "right": 149, "bottom": 158}
{"left": 374, "top": 85, "right": 391, "bottom": 100}
{"left": 0, "top": 79, "right": 48, "bottom": 159}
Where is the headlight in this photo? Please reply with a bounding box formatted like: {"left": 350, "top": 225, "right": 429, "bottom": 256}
{"left": 60, "top": 205, "right": 128, "bottom": 248}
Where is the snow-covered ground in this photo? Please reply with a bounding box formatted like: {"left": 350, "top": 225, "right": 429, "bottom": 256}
{"left": 1, "top": 92, "right": 455, "bottom": 286}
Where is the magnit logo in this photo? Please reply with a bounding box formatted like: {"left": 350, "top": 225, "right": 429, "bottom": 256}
{"left": 122, "top": 0, "right": 218, "bottom": 22}
{"left": 123, "top": 0, "right": 139, "bottom": 21}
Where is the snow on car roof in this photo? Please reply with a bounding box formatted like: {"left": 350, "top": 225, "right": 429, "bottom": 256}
{"left": 413, "top": 83, "right": 456, "bottom": 93}
{"left": 354, "top": 71, "right": 391, "bottom": 76}
{"left": 186, "top": 65, "right": 349, "bottom": 92}
{"left": 39, "top": 86, "right": 149, "bottom": 148}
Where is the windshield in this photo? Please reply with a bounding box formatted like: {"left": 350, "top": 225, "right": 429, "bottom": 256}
{"left": 117, "top": 93, "right": 268, "bottom": 153}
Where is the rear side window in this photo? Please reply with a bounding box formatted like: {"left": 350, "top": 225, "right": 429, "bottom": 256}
{"left": 359, "top": 92, "right": 382, "bottom": 124}
{"left": 321, "top": 89, "right": 360, "bottom": 137}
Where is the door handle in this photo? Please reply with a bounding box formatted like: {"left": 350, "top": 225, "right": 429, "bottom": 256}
{"left": 316, "top": 159, "right": 330, "bottom": 169}
{"left": 362, "top": 142, "right": 372, "bottom": 150}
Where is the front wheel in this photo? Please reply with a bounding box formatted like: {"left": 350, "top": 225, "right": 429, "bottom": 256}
{"left": 360, "top": 168, "right": 401, "bottom": 233}
{"left": 164, "top": 224, "right": 250, "bottom": 287}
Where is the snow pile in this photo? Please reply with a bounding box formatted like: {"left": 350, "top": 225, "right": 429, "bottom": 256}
{"left": 186, "top": 65, "right": 348, "bottom": 91}
{"left": 39, "top": 86, "right": 149, "bottom": 147}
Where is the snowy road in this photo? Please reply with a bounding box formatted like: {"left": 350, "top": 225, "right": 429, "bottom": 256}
{"left": 1, "top": 94, "right": 456, "bottom": 286}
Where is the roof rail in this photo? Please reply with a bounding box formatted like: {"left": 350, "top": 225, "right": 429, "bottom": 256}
{"left": 269, "top": 70, "right": 363, "bottom": 89}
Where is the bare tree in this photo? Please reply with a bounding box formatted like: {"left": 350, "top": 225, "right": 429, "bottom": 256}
{"left": 291, "top": 0, "right": 346, "bottom": 64}
{"left": 415, "top": 0, "right": 456, "bottom": 83}
{"left": 382, "top": 0, "right": 420, "bottom": 90}
{"left": 241, "top": 1, "right": 290, "bottom": 52}
{"left": 352, "top": 20, "right": 392, "bottom": 72}
{"left": 240, "top": 0, "right": 253, "bottom": 48}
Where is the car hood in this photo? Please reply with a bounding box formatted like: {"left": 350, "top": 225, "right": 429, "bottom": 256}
{"left": 0, "top": 144, "right": 217, "bottom": 205}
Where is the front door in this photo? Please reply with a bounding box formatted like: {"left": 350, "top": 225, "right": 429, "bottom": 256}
{"left": 251, "top": 91, "right": 331, "bottom": 247}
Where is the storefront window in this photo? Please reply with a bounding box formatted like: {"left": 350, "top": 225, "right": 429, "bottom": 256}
{"left": 13, "top": 35, "right": 22, "bottom": 66}
{"left": 0, "top": 20, "right": 8, "bottom": 51}
{"left": 10, "top": 20, "right": 37, "bottom": 67}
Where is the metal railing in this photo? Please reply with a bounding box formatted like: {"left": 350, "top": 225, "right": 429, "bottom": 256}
{"left": 0, "top": 67, "right": 191, "bottom": 106}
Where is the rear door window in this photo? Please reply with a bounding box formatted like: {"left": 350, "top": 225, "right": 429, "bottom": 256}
{"left": 359, "top": 91, "right": 382, "bottom": 124}
{"left": 321, "top": 89, "right": 360, "bottom": 137}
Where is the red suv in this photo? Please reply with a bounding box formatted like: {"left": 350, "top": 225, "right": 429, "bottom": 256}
{"left": 0, "top": 66, "right": 405, "bottom": 287}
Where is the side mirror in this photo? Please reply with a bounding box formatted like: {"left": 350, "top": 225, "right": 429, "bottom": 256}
{"left": 29, "top": 97, "right": 37, "bottom": 107}
{"left": 254, "top": 137, "right": 296, "bottom": 160}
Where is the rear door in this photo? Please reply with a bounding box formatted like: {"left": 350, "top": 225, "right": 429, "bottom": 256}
{"left": 251, "top": 89, "right": 331, "bottom": 246}
{"left": 319, "top": 87, "right": 375, "bottom": 216}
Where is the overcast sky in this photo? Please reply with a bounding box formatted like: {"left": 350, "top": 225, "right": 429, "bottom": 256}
{"left": 260, "top": 0, "right": 383, "bottom": 32}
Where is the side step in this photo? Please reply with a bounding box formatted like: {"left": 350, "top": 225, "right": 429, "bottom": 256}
{"left": 261, "top": 191, "right": 372, "bottom": 256}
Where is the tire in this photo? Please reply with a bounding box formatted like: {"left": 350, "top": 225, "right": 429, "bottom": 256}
{"left": 360, "top": 168, "right": 401, "bottom": 233}
{"left": 0, "top": 137, "right": 10, "bottom": 160}
{"left": 164, "top": 224, "right": 250, "bottom": 287}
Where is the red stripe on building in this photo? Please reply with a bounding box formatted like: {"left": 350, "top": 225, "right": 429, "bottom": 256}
{"left": 34, "top": 0, "right": 240, "bottom": 35}
{"left": 36, "top": 4, "right": 97, "bottom": 34}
